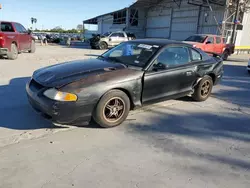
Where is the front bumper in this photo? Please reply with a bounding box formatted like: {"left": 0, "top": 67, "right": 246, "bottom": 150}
{"left": 26, "top": 80, "right": 95, "bottom": 125}
{"left": 90, "top": 41, "right": 100, "bottom": 48}
{"left": 0, "top": 48, "right": 8, "bottom": 55}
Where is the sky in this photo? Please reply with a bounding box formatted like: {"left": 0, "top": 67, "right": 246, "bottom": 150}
{"left": 0, "top": 0, "right": 135, "bottom": 30}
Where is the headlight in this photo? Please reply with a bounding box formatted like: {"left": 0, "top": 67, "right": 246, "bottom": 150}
{"left": 43, "top": 88, "right": 77, "bottom": 102}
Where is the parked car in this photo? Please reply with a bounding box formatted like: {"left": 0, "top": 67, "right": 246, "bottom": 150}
{"left": 247, "top": 59, "right": 250, "bottom": 74}
{"left": 26, "top": 39, "right": 223, "bottom": 128}
{"left": 0, "top": 21, "right": 35, "bottom": 60}
{"left": 184, "top": 34, "right": 235, "bottom": 60}
{"left": 90, "top": 31, "right": 136, "bottom": 49}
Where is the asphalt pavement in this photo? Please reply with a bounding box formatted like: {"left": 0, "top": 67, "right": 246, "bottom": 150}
{"left": 0, "top": 46, "right": 249, "bottom": 188}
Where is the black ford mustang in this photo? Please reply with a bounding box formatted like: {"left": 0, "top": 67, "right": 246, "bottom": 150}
{"left": 26, "top": 39, "right": 223, "bottom": 128}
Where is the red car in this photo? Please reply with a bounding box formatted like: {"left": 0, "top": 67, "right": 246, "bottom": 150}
{"left": 0, "top": 21, "right": 35, "bottom": 60}
{"left": 184, "top": 34, "right": 235, "bottom": 60}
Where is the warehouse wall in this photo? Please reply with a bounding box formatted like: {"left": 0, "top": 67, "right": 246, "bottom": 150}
{"left": 126, "top": 8, "right": 147, "bottom": 38}
{"left": 198, "top": 5, "right": 224, "bottom": 35}
{"left": 144, "top": 0, "right": 225, "bottom": 40}
{"left": 95, "top": 0, "right": 226, "bottom": 40}
{"left": 235, "top": 11, "right": 250, "bottom": 46}
{"left": 97, "top": 15, "right": 126, "bottom": 34}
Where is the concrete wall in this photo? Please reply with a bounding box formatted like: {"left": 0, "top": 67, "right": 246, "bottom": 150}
{"left": 235, "top": 11, "right": 250, "bottom": 46}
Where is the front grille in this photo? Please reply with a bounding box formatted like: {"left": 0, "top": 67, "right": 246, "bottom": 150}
{"left": 30, "top": 79, "right": 45, "bottom": 91}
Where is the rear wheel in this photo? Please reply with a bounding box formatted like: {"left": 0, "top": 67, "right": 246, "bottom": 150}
{"left": 93, "top": 90, "right": 130, "bottom": 128}
{"left": 7, "top": 43, "right": 18, "bottom": 60}
{"left": 28, "top": 40, "right": 36, "bottom": 53}
{"left": 192, "top": 76, "right": 213, "bottom": 101}
{"left": 99, "top": 42, "right": 108, "bottom": 50}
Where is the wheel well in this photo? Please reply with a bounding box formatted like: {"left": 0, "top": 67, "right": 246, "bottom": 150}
{"left": 208, "top": 73, "right": 215, "bottom": 84}
{"left": 11, "top": 41, "right": 18, "bottom": 50}
{"left": 12, "top": 41, "right": 17, "bottom": 46}
{"left": 100, "top": 41, "right": 108, "bottom": 45}
{"left": 110, "top": 88, "right": 135, "bottom": 110}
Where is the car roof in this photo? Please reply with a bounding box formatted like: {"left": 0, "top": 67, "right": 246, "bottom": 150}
{"left": 130, "top": 38, "right": 193, "bottom": 47}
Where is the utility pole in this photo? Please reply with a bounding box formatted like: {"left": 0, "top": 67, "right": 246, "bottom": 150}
{"left": 230, "top": 0, "right": 240, "bottom": 44}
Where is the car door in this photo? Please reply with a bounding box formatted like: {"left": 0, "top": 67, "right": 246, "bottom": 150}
{"left": 13, "top": 23, "right": 26, "bottom": 51}
{"left": 18, "top": 23, "right": 31, "bottom": 50}
{"left": 109, "top": 32, "right": 120, "bottom": 46}
{"left": 214, "top": 37, "right": 223, "bottom": 54}
{"left": 118, "top": 32, "right": 128, "bottom": 43}
{"left": 142, "top": 46, "right": 198, "bottom": 103}
{"left": 204, "top": 36, "right": 215, "bottom": 53}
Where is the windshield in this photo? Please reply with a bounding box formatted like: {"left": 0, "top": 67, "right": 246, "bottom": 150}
{"left": 185, "top": 35, "right": 207, "bottom": 43}
{"left": 101, "top": 42, "right": 160, "bottom": 68}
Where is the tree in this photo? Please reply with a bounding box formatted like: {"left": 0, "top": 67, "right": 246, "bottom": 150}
{"left": 76, "top": 24, "right": 83, "bottom": 31}
{"left": 51, "top": 26, "right": 64, "bottom": 33}
{"left": 76, "top": 24, "right": 85, "bottom": 33}
{"left": 31, "top": 17, "right": 37, "bottom": 30}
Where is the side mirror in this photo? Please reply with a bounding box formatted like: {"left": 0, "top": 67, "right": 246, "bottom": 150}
{"left": 206, "top": 41, "right": 211, "bottom": 44}
{"left": 153, "top": 63, "right": 166, "bottom": 71}
{"left": 27, "top": 29, "right": 32, "bottom": 35}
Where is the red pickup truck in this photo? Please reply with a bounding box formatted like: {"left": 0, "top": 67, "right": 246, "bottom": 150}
{"left": 184, "top": 34, "right": 235, "bottom": 60}
{"left": 0, "top": 21, "right": 35, "bottom": 60}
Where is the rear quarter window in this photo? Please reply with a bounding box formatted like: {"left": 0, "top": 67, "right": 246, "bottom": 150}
{"left": 216, "top": 37, "right": 221, "bottom": 44}
{"left": 190, "top": 48, "right": 202, "bottom": 61}
{"left": 0, "top": 22, "right": 15, "bottom": 32}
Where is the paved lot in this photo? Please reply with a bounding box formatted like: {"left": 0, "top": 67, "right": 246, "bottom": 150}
{"left": 0, "top": 45, "right": 249, "bottom": 188}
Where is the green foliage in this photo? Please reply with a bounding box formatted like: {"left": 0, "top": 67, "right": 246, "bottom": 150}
{"left": 35, "top": 26, "right": 86, "bottom": 34}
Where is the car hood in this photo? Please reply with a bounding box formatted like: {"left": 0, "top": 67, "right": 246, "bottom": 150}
{"left": 33, "top": 58, "right": 128, "bottom": 87}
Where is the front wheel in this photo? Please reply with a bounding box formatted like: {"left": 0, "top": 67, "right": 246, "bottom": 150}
{"left": 192, "top": 76, "right": 213, "bottom": 102}
{"left": 99, "top": 42, "right": 108, "bottom": 50}
{"left": 93, "top": 90, "right": 130, "bottom": 128}
{"left": 29, "top": 40, "right": 36, "bottom": 53}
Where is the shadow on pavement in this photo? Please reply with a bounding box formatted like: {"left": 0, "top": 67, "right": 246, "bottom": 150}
{"left": 213, "top": 64, "right": 250, "bottom": 108}
{"left": 127, "top": 105, "right": 250, "bottom": 170}
{"left": 0, "top": 77, "right": 65, "bottom": 130}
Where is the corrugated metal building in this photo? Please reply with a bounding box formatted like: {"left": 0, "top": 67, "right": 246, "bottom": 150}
{"left": 84, "top": 0, "right": 249, "bottom": 44}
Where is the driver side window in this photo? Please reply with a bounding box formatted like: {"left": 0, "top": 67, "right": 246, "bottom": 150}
{"left": 110, "top": 33, "right": 119, "bottom": 37}
{"left": 154, "top": 46, "right": 190, "bottom": 69}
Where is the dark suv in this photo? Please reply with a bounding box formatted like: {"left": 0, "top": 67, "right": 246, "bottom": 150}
{"left": 0, "top": 21, "right": 35, "bottom": 60}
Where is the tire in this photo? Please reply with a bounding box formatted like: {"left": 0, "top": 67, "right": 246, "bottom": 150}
{"left": 91, "top": 45, "right": 96, "bottom": 49}
{"left": 192, "top": 75, "right": 213, "bottom": 102}
{"left": 99, "top": 42, "right": 108, "bottom": 50}
{"left": 222, "top": 50, "right": 229, "bottom": 61}
{"left": 28, "top": 40, "right": 36, "bottom": 53}
{"left": 7, "top": 43, "right": 18, "bottom": 60}
{"left": 93, "top": 90, "right": 130, "bottom": 128}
